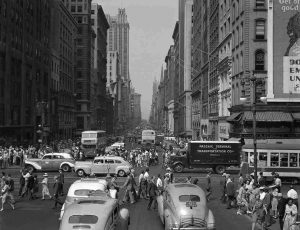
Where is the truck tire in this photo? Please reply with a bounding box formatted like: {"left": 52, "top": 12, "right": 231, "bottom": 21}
{"left": 76, "top": 169, "right": 85, "bottom": 177}
{"left": 174, "top": 163, "right": 184, "bottom": 173}
{"left": 214, "top": 165, "right": 226, "bottom": 174}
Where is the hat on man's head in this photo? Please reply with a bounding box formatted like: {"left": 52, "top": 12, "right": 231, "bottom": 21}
{"left": 43, "top": 173, "right": 48, "bottom": 177}
{"left": 222, "top": 173, "right": 227, "bottom": 177}
{"left": 278, "top": 193, "right": 283, "bottom": 197}
{"left": 259, "top": 186, "right": 265, "bottom": 190}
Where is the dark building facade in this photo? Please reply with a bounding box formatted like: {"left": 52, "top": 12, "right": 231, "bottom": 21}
{"left": 50, "top": 0, "right": 77, "bottom": 140}
{"left": 0, "top": 0, "right": 51, "bottom": 145}
{"left": 62, "top": 0, "right": 92, "bottom": 135}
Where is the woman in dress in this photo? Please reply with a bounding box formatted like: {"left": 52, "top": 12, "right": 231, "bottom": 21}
{"left": 283, "top": 198, "right": 298, "bottom": 230}
{"left": 41, "top": 173, "right": 52, "bottom": 200}
{"left": 251, "top": 193, "right": 264, "bottom": 230}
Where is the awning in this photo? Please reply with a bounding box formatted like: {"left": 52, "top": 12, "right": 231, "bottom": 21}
{"left": 226, "top": 113, "right": 242, "bottom": 122}
{"left": 292, "top": 113, "right": 300, "bottom": 120}
{"left": 243, "top": 111, "right": 293, "bottom": 122}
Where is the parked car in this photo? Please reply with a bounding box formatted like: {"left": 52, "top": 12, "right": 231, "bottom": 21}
{"left": 59, "top": 196, "right": 130, "bottom": 230}
{"left": 74, "top": 156, "right": 131, "bottom": 177}
{"left": 60, "top": 178, "right": 109, "bottom": 220}
{"left": 157, "top": 183, "right": 215, "bottom": 230}
{"left": 25, "top": 153, "right": 75, "bottom": 172}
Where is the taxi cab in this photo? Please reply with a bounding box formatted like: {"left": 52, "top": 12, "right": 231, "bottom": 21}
{"left": 59, "top": 197, "right": 130, "bottom": 230}
{"left": 157, "top": 183, "right": 215, "bottom": 230}
{"left": 60, "top": 178, "right": 110, "bottom": 220}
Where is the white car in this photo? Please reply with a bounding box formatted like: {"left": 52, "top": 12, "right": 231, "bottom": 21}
{"left": 60, "top": 178, "right": 110, "bottom": 220}
{"left": 111, "top": 142, "right": 125, "bottom": 149}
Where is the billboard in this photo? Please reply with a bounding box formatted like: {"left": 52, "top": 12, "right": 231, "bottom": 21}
{"left": 270, "top": 0, "right": 300, "bottom": 100}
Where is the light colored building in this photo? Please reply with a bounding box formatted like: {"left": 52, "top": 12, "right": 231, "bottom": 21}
{"left": 208, "top": 0, "right": 220, "bottom": 140}
{"left": 106, "top": 9, "right": 130, "bottom": 80}
{"left": 106, "top": 9, "right": 131, "bottom": 132}
{"left": 217, "top": 0, "right": 232, "bottom": 141}
{"left": 178, "top": 0, "right": 193, "bottom": 138}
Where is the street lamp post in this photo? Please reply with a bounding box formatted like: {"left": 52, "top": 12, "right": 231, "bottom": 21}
{"left": 250, "top": 74, "right": 258, "bottom": 185}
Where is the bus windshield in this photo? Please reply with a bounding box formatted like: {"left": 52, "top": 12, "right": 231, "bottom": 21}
{"left": 82, "top": 133, "right": 97, "bottom": 138}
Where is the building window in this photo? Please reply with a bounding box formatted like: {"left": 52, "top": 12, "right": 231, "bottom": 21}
{"left": 91, "top": 19, "right": 94, "bottom": 26}
{"left": 255, "top": 50, "right": 265, "bottom": 71}
{"left": 77, "top": 5, "right": 83, "bottom": 12}
{"left": 91, "top": 10, "right": 95, "bottom": 14}
{"left": 76, "top": 116, "right": 84, "bottom": 129}
{"left": 71, "top": 5, "right": 75, "bottom": 12}
{"left": 255, "top": 20, "right": 265, "bottom": 39}
{"left": 256, "top": 0, "right": 265, "bottom": 8}
{"left": 77, "top": 16, "right": 82, "bottom": 24}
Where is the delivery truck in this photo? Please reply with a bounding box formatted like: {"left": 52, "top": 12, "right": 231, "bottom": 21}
{"left": 168, "top": 141, "right": 241, "bottom": 174}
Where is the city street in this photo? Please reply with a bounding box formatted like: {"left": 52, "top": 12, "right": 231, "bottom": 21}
{"left": 0, "top": 144, "right": 286, "bottom": 230}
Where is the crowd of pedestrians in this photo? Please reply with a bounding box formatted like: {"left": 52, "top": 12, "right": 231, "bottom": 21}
{"left": 218, "top": 171, "right": 300, "bottom": 230}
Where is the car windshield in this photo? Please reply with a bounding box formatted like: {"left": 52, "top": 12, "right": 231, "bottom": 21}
{"left": 179, "top": 195, "right": 200, "bottom": 202}
{"left": 69, "top": 215, "right": 98, "bottom": 224}
{"left": 74, "top": 189, "right": 106, "bottom": 196}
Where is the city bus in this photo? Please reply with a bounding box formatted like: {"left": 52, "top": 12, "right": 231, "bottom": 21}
{"left": 81, "top": 130, "right": 107, "bottom": 158}
{"left": 141, "top": 129, "right": 156, "bottom": 146}
{"left": 241, "top": 143, "right": 300, "bottom": 183}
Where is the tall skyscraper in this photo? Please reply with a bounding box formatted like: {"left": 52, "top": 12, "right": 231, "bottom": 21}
{"left": 106, "top": 9, "right": 130, "bottom": 80}
{"left": 106, "top": 9, "right": 131, "bottom": 131}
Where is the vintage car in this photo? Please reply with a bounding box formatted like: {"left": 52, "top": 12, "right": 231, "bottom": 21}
{"left": 74, "top": 156, "right": 131, "bottom": 177}
{"left": 60, "top": 178, "right": 110, "bottom": 220}
{"left": 157, "top": 183, "right": 216, "bottom": 230}
{"left": 59, "top": 197, "right": 130, "bottom": 230}
{"left": 25, "top": 152, "right": 75, "bottom": 172}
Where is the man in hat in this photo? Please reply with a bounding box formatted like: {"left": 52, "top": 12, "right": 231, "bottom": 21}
{"left": 226, "top": 176, "right": 235, "bottom": 209}
{"left": 52, "top": 176, "right": 63, "bottom": 209}
{"left": 58, "top": 169, "right": 64, "bottom": 196}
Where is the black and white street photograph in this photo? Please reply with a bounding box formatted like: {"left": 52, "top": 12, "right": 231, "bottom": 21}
{"left": 1, "top": 0, "right": 300, "bottom": 230}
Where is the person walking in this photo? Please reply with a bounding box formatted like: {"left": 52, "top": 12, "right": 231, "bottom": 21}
{"left": 283, "top": 198, "right": 298, "bottom": 230}
{"left": 220, "top": 173, "right": 227, "bottom": 203}
{"left": 277, "top": 193, "right": 286, "bottom": 230}
{"left": 52, "top": 176, "right": 63, "bottom": 209}
{"left": 0, "top": 180, "right": 14, "bottom": 211}
{"left": 41, "top": 173, "right": 51, "bottom": 200}
{"left": 251, "top": 193, "right": 264, "bottom": 230}
{"left": 156, "top": 174, "right": 163, "bottom": 195}
{"left": 147, "top": 176, "right": 158, "bottom": 210}
{"left": 122, "top": 171, "right": 135, "bottom": 204}
{"left": 206, "top": 171, "right": 212, "bottom": 201}
{"left": 226, "top": 177, "right": 235, "bottom": 209}
{"left": 58, "top": 169, "right": 64, "bottom": 196}
{"left": 6, "top": 174, "right": 15, "bottom": 204}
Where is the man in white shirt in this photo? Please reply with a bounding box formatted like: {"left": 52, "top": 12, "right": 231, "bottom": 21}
{"left": 274, "top": 175, "right": 282, "bottom": 193}
{"left": 156, "top": 174, "right": 163, "bottom": 195}
{"left": 287, "top": 185, "right": 298, "bottom": 207}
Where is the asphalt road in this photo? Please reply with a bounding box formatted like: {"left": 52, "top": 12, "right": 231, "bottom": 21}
{"left": 0, "top": 142, "right": 285, "bottom": 230}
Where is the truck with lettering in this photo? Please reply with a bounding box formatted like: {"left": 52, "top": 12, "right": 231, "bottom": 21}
{"left": 168, "top": 141, "right": 241, "bottom": 174}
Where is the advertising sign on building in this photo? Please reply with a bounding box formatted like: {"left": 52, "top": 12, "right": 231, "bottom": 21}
{"left": 268, "top": 0, "right": 300, "bottom": 100}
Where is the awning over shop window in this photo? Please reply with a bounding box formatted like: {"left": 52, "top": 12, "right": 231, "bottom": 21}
{"left": 226, "top": 113, "right": 241, "bottom": 122}
{"left": 292, "top": 113, "right": 300, "bottom": 120}
{"left": 243, "top": 111, "right": 293, "bottom": 122}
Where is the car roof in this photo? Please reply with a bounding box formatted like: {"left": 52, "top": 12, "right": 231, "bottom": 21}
{"left": 45, "top": 152, "right": 71, "bottom": 157}
{"left": 94, "top": 156, "right": 124, "bottom": 160}
{"left": 67, "top": 179, "right": 108, "bottom": 196}
{"left": 166, "top": 183, "right": 206, "bottom": 202}
{"left": 61, "top": 197, "right": 118, "bottom": 229}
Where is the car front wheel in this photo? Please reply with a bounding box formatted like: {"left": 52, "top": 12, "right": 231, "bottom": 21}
{"left": 76, "top": 169, "right": 85, "bottom": 177}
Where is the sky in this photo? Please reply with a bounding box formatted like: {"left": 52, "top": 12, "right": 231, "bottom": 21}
{"left": 95, "top": 0, "right": 178, "bottom": 120}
